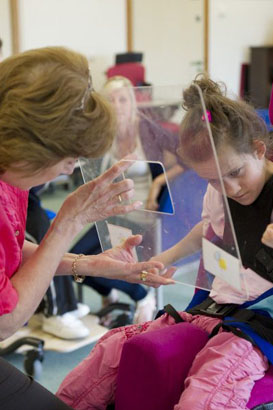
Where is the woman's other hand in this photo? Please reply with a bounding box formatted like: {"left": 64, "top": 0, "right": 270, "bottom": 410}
{"left": 82, "top": 235, "right": 175, "bottom": 287}
{"left": 56, "top": 159, "right": 141, "bottom": 234}
{"left": 262, "top": 223, "right": 273, "bottom": 248}
{"left": 142, "top": 266, "right": 177, "bottom": 288}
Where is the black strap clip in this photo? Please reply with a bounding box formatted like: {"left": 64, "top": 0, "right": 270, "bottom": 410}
{"left": 200, "top": 301, "right": 237, "bottom": 318}
{"left": 188, "top": 297, "right": 238, "bottom": 319}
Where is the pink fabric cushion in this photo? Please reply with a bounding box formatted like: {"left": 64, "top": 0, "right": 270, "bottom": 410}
{"left": 115, "top": 322, "right": 273, "bottom": 410}
{"left": 247, "top": 365, "right": 273, "bottom": 408}
{"left": 115, "top": 322, "right": 209, "bottom": 410}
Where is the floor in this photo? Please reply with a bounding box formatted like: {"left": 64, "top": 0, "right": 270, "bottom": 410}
{"left": 4, "top": 176, "right": 196, "bottom": 395}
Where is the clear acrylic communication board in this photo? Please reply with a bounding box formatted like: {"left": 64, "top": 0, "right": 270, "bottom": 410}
{"left": 79, "top": 82, "right": 248, "bottom": 299}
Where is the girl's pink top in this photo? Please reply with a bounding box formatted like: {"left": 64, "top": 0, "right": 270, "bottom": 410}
{"left": 202, "top": 184, "right": 273, "bottom": 304}
{"left": 0, "top": 180, "right": 28, "bottom": 315}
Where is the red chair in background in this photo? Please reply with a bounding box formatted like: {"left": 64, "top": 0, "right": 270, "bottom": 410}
{"left": 106, "top": 49, "right": 153, "bottom": 103}
{"left": 106, "top": 59, "right": 152, "bottom": 104}
{"left": 106, "top": 62, "right": 146, "bottom": 87}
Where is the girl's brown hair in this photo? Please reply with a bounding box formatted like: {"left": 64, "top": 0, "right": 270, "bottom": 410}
{"left": 179, "top": 75, "right": 271, "bottom": 165}
{"left": 0, "top": 46, "right": 116, "bottom": 174}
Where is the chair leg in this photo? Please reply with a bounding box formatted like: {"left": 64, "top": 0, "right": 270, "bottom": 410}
{"left": 77, "top": 283, "right": 84, "bottom": 303}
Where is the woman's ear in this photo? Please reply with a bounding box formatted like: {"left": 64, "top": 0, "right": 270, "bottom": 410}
{"left": 253, "top": 139, "right": 266, "bottom": 159}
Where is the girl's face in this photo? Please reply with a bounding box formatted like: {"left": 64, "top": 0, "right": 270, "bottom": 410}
{"left": 191, "top": 143, "right": 268, "bottom": 206}
{"left": 1, "top": 158, "right": 77, "bottom": 190}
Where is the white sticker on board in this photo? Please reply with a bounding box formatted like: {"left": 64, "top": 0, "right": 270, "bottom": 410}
{"left": 107, "top": 223, "right": 138, "bottom": 261}
{"left": 202, "top": 237, "right": 242, "bottom": 291}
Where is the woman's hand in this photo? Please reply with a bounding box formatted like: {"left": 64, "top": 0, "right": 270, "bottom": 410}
{"left": 143, "top": 266, "right": 177, "bottom": 288}
{"left": 82, "top": 235, "right": 175, "bottom": 287}
{"left": 56, "top": 159, "right": 142, "bottom": 234}
{"left": 262, "top": 223, "right": 273, "bottom": 248}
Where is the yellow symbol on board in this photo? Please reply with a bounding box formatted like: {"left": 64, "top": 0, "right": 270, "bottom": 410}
{"left": 218, "top": 258, "right": 227, "bottom": 270}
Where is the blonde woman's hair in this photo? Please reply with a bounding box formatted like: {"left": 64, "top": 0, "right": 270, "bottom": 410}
{"left": 102, "top": 75, "right": 134, "bottom": 91}
{"left": 0, "top": 46, "right": 116, "bottom": 174}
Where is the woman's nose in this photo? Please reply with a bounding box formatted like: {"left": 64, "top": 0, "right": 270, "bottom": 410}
{"left": 111, "top": 98, "right": 120, "bottom": 110}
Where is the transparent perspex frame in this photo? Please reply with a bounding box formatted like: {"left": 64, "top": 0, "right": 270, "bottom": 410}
{"left": 79, "top": 83, "right": 249, "bottom": 300}
{"left": 196, "top": 84, "right": 248, "bottom": 300}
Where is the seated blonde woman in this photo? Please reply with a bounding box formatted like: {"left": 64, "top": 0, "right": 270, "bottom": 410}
{"left": 81, "top": 75, "right": 184, "bottom": 323}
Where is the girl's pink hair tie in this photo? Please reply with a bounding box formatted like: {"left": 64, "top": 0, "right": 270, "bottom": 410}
{"left": 201, "top": 110, "right": 212, "bottom": 122}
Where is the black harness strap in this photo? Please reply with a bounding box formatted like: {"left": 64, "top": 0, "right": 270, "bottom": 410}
{"left": 164, "top": 304, "right": 184, "bottom": 323}
{"left": 163, "top": 300, "right": 273, "bottom": 348}
{"left": 187, "top": 297, "right": 239, "bottom": 318}
{"left": 187, "top": 297, "right": 273, "bottom": 345}
{"left": 210, "top": 322, "right": 257, "bottom": 346}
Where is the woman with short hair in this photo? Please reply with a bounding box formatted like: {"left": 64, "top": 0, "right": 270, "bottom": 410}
{"left": 0, "top": 46, "right": 172, "bottom": 409}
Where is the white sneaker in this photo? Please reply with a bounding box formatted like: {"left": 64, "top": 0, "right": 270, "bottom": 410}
{"left": 68, "top": 303, "right": 90, "bottom": 319}
{"left": 42, "top": 313, "right": 90, "bottom": 339}
{"left": 134, "top": 292, "right": 156, "bottom": 324}
{"left": 28, "top": 313, "right": 44, "bottom": 329}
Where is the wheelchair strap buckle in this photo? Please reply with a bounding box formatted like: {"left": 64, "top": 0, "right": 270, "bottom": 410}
{"left": 187, "top": 297, "right": 238, "bottom": 318}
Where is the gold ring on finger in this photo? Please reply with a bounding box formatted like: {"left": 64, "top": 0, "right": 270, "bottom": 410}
{"left": 118, "top": 194, "right": 122, "bottom": 203}
{"left": 140, "top": 270, "right": 148, "bottom": 282}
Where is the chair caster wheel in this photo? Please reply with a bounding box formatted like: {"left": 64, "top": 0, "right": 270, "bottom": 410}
{"left": 24, "top": 349, "right": 43, "bottom": 380}
{"left": 109, "top": 312, "right": 133, "bottom": 329}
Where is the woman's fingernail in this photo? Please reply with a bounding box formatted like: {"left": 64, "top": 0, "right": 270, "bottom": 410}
{"left": 134, "top": 201, "right": 143, "bottom": 208}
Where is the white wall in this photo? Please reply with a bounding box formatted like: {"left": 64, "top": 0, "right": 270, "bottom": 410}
{"left": 0, "top": 0, "right": 13, "bottom": 59}
{"left": 133, "top": 0, "right": 273, "bottom": 93}
{"left": 17, "top": 0, "right": 127, "bottom": 89}
{"left": 209, "top": 0, "right": 273, "bottom": 96}
{"left": 2, "top": 0, "right": 273, "bottom": 94}
{"left": 132, "top": 0, "right": 204, "bottom": 87}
